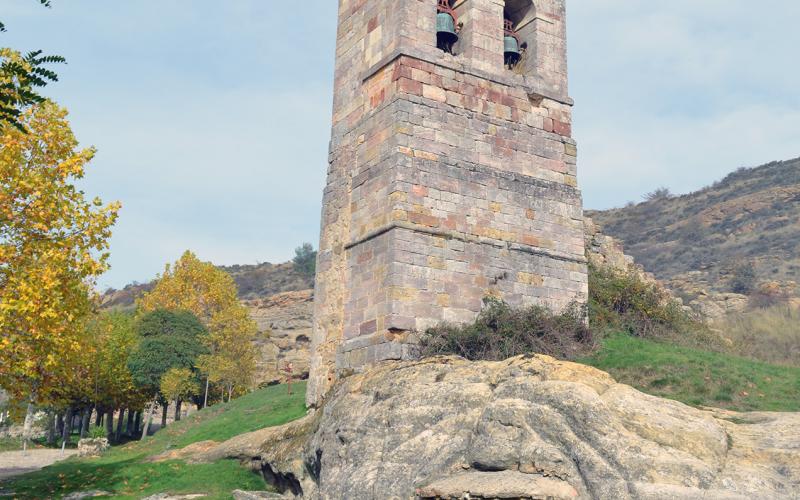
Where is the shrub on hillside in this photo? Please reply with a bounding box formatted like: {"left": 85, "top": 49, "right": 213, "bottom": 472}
{"left": 588, "top": 262, "right": 707, "bottom": 341}
{"left": 643, "top": 187, "right": 673, "bottom": 201}
{"left": 729, "top": 261, "right": 758, "bottom": 295}
{"left": 417, "top": 298, "right": 593, "bottom": 362}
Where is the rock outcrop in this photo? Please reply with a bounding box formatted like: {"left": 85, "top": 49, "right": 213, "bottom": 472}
{"left": 180, "top": 356, "right": 799, "bottom": 499}
{"left": 247, "top": 290, "right": 314, "bottom": 387}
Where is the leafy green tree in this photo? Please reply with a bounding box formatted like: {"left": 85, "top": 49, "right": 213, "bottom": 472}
{"left": 128, "top": 310, "right": 207, "bottom": 437}
{"left": 1, "top": 1, "right": 66, "bottom": 132}
{"left": 138, "top": 251, "right": 258, "bottom": 407}
{"left": 293, "top": 243, "right": 317, "bottom": 278}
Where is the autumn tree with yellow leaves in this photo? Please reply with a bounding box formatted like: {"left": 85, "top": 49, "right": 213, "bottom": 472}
{"left": 0, "top": 99, "right": 120, "bottom": 443}
{"left": 198, "top": 305, "right": 258, "bottom": 403}
{"left": 137, "top": 251, "right": 259, "bottom": 406}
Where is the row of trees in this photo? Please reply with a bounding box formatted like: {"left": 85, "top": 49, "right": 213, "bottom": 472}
{"left": 33, "top": 251, "right": 261, "bottom": 446}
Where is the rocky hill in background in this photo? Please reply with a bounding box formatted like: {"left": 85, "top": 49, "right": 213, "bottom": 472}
{"left": 587, "top": 157, "right": 800, "bottom": 302}
{"left": 100, "top": 261, "right": 314, "bottom": 311}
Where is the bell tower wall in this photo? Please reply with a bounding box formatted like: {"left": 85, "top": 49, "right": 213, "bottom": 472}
{"left": 308, "top": 0, "right": 586, "bottom": 407}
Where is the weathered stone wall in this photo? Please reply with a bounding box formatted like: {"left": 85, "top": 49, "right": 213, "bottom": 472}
{"left": 310, "top": 0, "right": 586, "bottom": 406}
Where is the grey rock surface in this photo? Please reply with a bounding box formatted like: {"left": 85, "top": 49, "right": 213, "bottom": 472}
{"left": 183, "top": 356, "right": 800, "bottom": 499}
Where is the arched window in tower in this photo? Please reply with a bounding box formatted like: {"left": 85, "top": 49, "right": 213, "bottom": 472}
{"left": 503, "top": 0, "right": 535, "bottom": 72}
{"left": 436, "top": 0, "right": 460, "bottom": 54}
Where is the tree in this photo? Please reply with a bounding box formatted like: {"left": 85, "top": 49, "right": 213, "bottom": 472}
{"left": 160, "top": 367, "right": 198, "bottom": 422}
{"left": 2, "top": 0, "right": 66, "bottom": 133}
{"left": 197, "top": 306, "right": 258, "bottom": 403}
{"left": 643, "top": 187, "right": 672, "bottom": 201}
{"left": 1, "top": 49, "right": 65, "bottom": 132}
{"left": 293, "top": 242, "right": 317, "bottom": 278}
{"left": 137, "top": 251, "right": 239, "bottom": 323}
{"left": 0, "top": 101, "right": 120, "bottom": 446}
{"left": 138, "top": 251, "right": 258, "bottom": 406}
{"left": 127, "top": 310, "right": 206, "bottom": 437}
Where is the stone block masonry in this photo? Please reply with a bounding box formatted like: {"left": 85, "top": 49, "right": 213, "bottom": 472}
{"left": 308, "top": 0, "right": 587, "bottom": 407}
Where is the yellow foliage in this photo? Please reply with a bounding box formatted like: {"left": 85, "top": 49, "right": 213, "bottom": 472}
{"left": 0, "top": 101, "right": 120, "bottom": 402}
{"left": 137, "top": 250, "right": 239, "bottom": 323}
{"left": 160, "top": 367, "right": 198, "bottom": 403}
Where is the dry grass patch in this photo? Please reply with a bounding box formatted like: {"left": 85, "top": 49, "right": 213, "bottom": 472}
{"left": 716, "top": 304, "right": 800, "bottom": 367}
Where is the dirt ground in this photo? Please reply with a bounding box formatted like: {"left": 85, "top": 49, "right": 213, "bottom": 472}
{"left": 0, "top": 449, "right": 78, "bottom": 481}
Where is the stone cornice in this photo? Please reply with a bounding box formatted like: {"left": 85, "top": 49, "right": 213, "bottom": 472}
{"left": 362, "top": 48, "right": 574, "bottom": 107}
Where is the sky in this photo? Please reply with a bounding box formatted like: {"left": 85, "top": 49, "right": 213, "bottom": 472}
{"left": 3, "top": 0, "right": 799, "bottom": 289}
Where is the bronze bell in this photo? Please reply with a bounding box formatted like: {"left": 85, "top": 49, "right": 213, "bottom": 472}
{"left": 437, "top": 12, "right": 458, "bottom": 51}
{"left": 504, "top": 19, "right": 521, "bottom": 67}
{"left": 504, "top": 35, "right": 521, "bottom": 66}
{"left": 437, "top": 1, "right": 458, "bottom": 53}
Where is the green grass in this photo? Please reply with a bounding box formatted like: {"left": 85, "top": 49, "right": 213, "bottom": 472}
{"left": 1, "top": 382, "right": 307, "bottom": 500}
{"left": 0, "top": 437, "right": 25, "bottom": 452}
{"left": 583, "top": 335, "right": 800, "bottom": 412}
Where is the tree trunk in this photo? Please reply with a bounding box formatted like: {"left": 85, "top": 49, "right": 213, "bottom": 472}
{"left": 55, "top": 413, "right": 64, "bottom": 439}
{"left": 203, "top": 377, "right": 209, "bottom": 408}
{"left": 46, "top": 412, "right": 56, "bottom": 446}
{"left": 95, "top": 408, "right": 103, "bottom": 427}
{"left": 105, "top": 408, "right": 114, "bottom": 441}
{"left": 134, "top": 411, "right": 142, "bottom": 439}
{"left": 125, "top": 409, "right": 135, "bottom": 436}
{"left": 174, "top": 400, "right": 182, "bottom": 421}
{"left": 115, "top": 408, "right": 125, "bottom": 443}
{"left": 62, "top": 407, "right": 74, "bottom": 446}
{"left": 22, "top": 393, "right": 37, "bottom": 450}
{"left": 141, "top": 398, "right": 158, "bottom": 439}
{"left": 228, "top": 384, "right": 233, "bottom": 403}
{"left": 160, "top": 403, "right": 168, "bottom": 428}
{"left": 80, "top": 409, "right": 91, "bottom": 438}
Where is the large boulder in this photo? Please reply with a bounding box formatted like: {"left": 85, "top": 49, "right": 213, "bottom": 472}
{"left": 187, "top": 356, "right": 800, "bottom": 499}
{"left": 77, "top": 438, "right": 110, "bottom": 457}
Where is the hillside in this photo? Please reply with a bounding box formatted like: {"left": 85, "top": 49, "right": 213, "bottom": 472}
{"left": 587, "top": 157, "right": 800, "bottom": 297}
{"left": 100, "top": 261, "right": 314, "bottom": 310}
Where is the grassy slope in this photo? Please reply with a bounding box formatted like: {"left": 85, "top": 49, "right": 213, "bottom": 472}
{"left": 1, "top": 382, "right": 307, "bottom": 500}
{"left": 584, "top": 335, "right": 800, "bottom": 412}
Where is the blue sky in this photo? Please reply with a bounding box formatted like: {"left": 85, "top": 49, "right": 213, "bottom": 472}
{"left": 3, "top": 1, "right": 799, "bottom": 288}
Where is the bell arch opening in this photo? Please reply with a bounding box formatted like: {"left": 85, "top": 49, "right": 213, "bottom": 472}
{"left": 436, "top": 0, "right": 460, "bottom": 55}
{"left": 503, "top": 0, "right": 536, "bottom": 72}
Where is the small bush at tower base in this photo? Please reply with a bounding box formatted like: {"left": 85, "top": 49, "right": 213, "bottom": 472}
{"left": 417, "top": 298, "right": 594, "bottom": 362}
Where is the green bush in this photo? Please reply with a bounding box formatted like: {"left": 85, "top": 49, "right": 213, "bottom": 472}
{"left": 293, "top": 243, "right": 317, "bottom": 278}
{"left": 588, "top": 262, "right": 707, "bottom": 342}
{"left": 729, "top": 261, "right": 758, "bottom": 295}
{"left": 87, "top": 426, "right": 108, "bottom": 439}
{"left": 417, "top": 298, "right": 593, "bottom": 362}
{"left": 417, "top": 263, "right": 719, "bottom": 364}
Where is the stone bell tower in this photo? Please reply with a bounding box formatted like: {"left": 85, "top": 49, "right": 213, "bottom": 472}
{"left": 308, "top": 0, "right": 587, "bottom": 406}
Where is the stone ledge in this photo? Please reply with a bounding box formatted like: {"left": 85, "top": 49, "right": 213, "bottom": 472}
{"left": 362, "top": 49, "right": 573, "bottom": 106}
{"left": 344, "top": 221, "right": 587, "bottom": 266}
